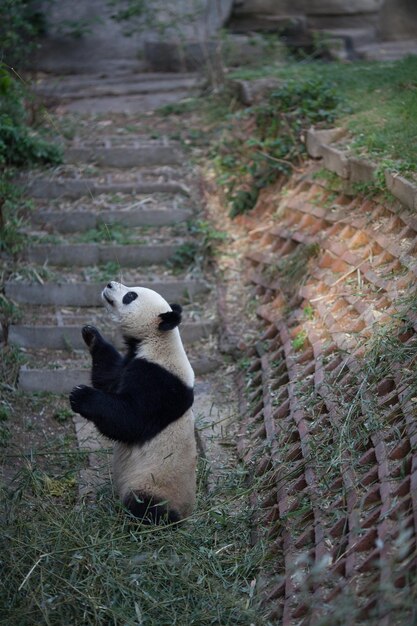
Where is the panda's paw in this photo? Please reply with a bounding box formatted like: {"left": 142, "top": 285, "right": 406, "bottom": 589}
{"left": 69, "top": 384, "right": 95, "bottom": 418}
{"left": 82, "top": 325, "right": 102, "bottom": 350}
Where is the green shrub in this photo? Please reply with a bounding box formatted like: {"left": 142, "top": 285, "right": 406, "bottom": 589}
{"left": 0, "top": 66, "right": 62, "bottom": 167}
{"left": 215, "top": 77, "right": 339, "bottom": 217}
{"left": 0, "top": 0, "right": 47, "bottom": 66}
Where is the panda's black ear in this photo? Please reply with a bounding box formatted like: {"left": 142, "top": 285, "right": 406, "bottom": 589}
{"left": 158, "top": 304, "right": 182, "bottom": 331}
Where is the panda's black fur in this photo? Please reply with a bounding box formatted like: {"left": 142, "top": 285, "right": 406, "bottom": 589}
{"left": 69, "top": 283, "right": 197, "bottom": 525}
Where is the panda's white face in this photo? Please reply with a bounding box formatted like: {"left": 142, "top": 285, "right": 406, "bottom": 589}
{"left": 102, "top": 281, "right": 172, "bottom": 339}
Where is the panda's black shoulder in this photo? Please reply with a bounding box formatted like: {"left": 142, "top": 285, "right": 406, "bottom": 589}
{"left": 116, "top": 357, "right": 193, "bottom": 441}
{"left": 122, "top": 357, "right": 193, "bottom": 400}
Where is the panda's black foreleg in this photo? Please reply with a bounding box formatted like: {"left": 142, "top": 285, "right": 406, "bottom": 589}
{"left": 82, "top": 325, "right": 123, "bottom": 391}
{"left": 69, "top": 385, "right": 141, "bottom": 443}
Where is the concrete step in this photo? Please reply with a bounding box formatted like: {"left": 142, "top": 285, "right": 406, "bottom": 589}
{"left": 5, "top": 280, "right": 209, "bottom": 306}
{"left": 18, "top": 357, "right": 221, "bottom": 394}
{"left": 60, "top": 91, "right": 195, "bottom": 115}
{"left": 36, "top": 72, "right": 199, "bottom": 95}
{"left": 23, "top": 178, "right": 188, "bottom": 200}
{"left": 9, "top": 321, "right": 215, "bottom": 350}
{"left": 25, "top": 242, "right": 182, "bottom": 267}
{"left": 41, "top": 77, "right": 199, "bottom": 101}
{"left": 356, "top": 39, "right": 417, "bottom": 61}
{"left": 65, "top": 143, "right": 183, "bottom": 168}
{"left": 319, "top": 27, "right": 376, "bottom": 49}
{"left": 30, "top": 207, "right": 192, "bottom": 232}
{"left": 313, "top": 27, "right": 377, "bottom": 59}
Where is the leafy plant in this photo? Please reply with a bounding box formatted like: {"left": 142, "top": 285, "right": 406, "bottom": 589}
{"left": 292, "top": 329, "right": 307, "bottom": 351}
{"left": 168, "top": 220, "right": 227, "bottom": 271}
{"left": 0, "top": 0, "right": 47, "bottom": 66}
{"left": 75, "top": 222, "right": 139, "bottom": 245}
{"left": 214, "top": 76, "right": 339, "bottom": 217}
{"left": 0, "top": 65, "right": 62, "bottom": 167}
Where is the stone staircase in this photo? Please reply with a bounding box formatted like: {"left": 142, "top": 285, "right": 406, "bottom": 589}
{"left": 7, "top": 115, "right": 218, "bottom": 396}
{"left": 34, "top": 72, "right": 201, "bottom": 115}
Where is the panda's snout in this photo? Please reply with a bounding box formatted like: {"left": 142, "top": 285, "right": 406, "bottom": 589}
{"left": 102, "top": 282, "right": 118, "bottom": 306}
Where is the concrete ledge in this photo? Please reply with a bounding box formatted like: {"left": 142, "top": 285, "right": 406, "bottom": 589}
{"left": 348, "top": 157, "right": 376, "bottom": 184}
{"left": 385, "top": 172, "right": 417, "bottom": 211}
{"left": 18, "top": 357, "right": 221, "bottom": 393}
{"left": 5, "top": 280, "right": 209, "bottom": 306}
{"left": 305, "top": 127, "right": 345, "bottom": 158}
{"left": 24, "top": 179, "right": 188, "bottom": 199}
{"left": 306, "top": 125, "right": 417, "bottom": 210}
{"left": 321, "top": 144, "right": 350, "bottom": 178}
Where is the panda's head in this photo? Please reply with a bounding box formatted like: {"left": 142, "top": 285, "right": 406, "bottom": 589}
{"left": 102, "top": 281, "right": 182, "bottom": 340}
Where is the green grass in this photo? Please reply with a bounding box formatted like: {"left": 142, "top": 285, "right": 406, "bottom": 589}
{"left": 1, "top": 452, "right": 269, "bottom": 626}
{"left": 230, "top": 55, "right": 417, "bottom": 174}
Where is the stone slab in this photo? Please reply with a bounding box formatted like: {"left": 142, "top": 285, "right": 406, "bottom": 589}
{"left": 229, "top": 77, "right": 282, "bottom": 107}
{"left": 40, "top": 77, "right": 198, "bottom": 100}
{"left": 385, "top": 172, "right": 417, "bottom": 211}
{"left": 26, "top": 243, "right": 180, "bottom": 266}
{"left": 319, "top": 27, "right": 376, "bottom": 49}
{"left": 65, "top": 146, "right": 182, "bottom": 168}
{"left": 378, "top": 0, "right": 417, "bottom": 41}
{"left": 31, "top": 208, "right": 192, "bottom": 232}
{"left": 61, "top": 91, "right": 195, "bottom": 115}
{"left": 37, "top": 72, "right": 198, "bottom": 91}
{"left": 5, "top": 280, "right": 209, "bottom": 306}
{"left": 321, "top": 144, "right": 350, "bottom": 178}
{"left": 9, "top": 321, "right": 215, "bottom": 350}
{"left": 24, "top": 179, "right": 188, "bottom": 199}
{"left": 73, "top": 416, "right": 105, "bottom": 452}
{"left": 19, "top": 368, "right": 90, "bottom": 394}
{"left": 348, "top": 157, "right": 376, "bottom": 184}
{"left": 18, "top": 358, "right": 221, "bottom": 393}
{"left": 305, "top": 127, "right": 346, "bottom": 159}
{"left": 232, "top": 0, "right": 379, "bottom": 16}
{"left": 357, "top": 40, "right": 417, "bottom": 62}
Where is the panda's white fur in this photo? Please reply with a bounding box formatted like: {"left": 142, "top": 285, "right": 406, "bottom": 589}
{"left": 69, "top": 281, "right": 197, "bottom": 523}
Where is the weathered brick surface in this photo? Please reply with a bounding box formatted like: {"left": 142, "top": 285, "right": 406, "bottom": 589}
{"left": 238, "top": 169, "right": 417, "bottom": 623}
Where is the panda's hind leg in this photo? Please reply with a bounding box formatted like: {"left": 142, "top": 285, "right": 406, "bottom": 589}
{"left": 123, "top": 491, "right": 181, "bottom": 526}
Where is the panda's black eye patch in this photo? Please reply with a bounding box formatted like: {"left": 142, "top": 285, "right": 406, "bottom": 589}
{"left": 122, "top": 291, "right": 138, "bottom": 305}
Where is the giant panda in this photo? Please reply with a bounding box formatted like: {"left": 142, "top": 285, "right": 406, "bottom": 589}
{"left": 69, "top": 281, "right": 197, "bottom": 524}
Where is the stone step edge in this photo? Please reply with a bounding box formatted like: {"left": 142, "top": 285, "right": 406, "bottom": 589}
{"left": 64, "top": 145, "right": 183, "bottom": 168}
{"left": 37, "top": 74, "right": 199, "bottom": 95}
{"left": 306, "top": 127, "right": 417, "bottom": 211}
{"left": 31, "top": 208, "right": 193, "bottom": 232}
{"left": 9, "top": 321, "right": 216, "bottom": 349}
{"left": 5, "top": 280, "right": 210, "bottom": 306}
{"left": 18, "top": 358, "right": 221, "bottom": 394}
{"left": 25, "top": 243, "right": 182, "bottom": 267}
{"left": 22, "top": 179, "right": 189, "bottom": 200}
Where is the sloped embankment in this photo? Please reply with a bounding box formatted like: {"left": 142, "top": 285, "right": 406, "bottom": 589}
{"left": 234, "top": 163, "right": 417, "bottom": 624}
